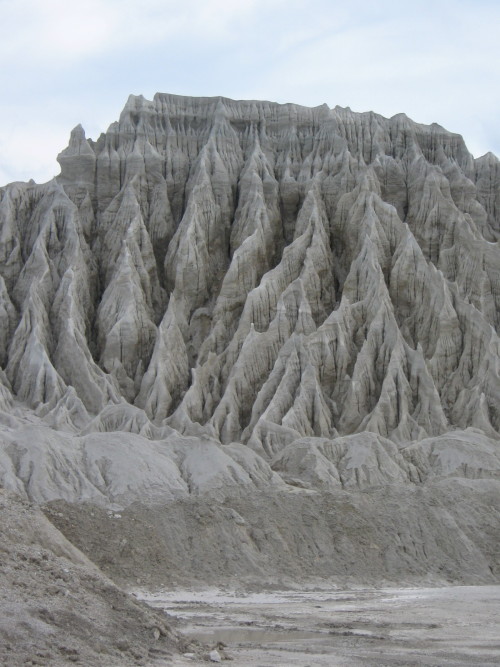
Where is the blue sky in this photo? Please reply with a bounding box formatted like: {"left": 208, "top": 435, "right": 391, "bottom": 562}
{"left": 1, "top": 0, "right": 499, "bottom": 184}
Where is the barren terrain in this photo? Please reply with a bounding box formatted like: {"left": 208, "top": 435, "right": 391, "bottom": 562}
{"left": 1, "top": 93, "right": 500, "bottom": 666}
{"left": 143, "top": 585, "right": 500, "bottom": 666}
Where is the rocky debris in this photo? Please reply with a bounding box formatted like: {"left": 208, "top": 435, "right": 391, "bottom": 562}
{"left": 43, "top": 480, "right": 500, "bottom": 588}
{"left": 0, "top": 490, "right": 190, "bottom": 666}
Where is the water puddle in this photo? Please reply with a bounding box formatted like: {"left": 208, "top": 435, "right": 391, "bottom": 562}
{"left": 181, "top": 626, "right": 328, "bottom": 645}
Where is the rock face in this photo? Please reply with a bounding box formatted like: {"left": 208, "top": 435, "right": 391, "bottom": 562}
{"left": 1, "top": 93, "right": 500, "bottom": 508}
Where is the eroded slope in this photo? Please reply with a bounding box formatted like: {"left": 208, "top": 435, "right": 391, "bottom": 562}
{"left": 1, "top": 94, "right": 500, "bottom": 502}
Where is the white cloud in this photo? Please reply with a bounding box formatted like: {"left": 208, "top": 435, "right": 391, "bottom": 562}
{"left": 0, "top": 0, "right": 282, "bottom": 67}
{"left": 236, "top": 1, "right": 500, "bottom": 154}
{"left": 1, "top": 0, "right": 113, "bottom": 64}
{"left": 0, "top": 121, "right": 65, "bottom": 185}
{"left": 0, "top": 0, "right": 499, "bottom": 183}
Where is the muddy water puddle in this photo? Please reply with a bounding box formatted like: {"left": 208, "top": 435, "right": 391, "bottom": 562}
{"left": 183, "top": 626, "right": 329, "bottom": 645}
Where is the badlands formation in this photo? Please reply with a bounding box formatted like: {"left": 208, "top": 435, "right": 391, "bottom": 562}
{"left": 0, "top": 93, "right": 500, "bottom": 629}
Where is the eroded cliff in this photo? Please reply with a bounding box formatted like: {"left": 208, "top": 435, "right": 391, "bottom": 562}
{"left": 1, "top": 93, "right": 500, "bottom": 509}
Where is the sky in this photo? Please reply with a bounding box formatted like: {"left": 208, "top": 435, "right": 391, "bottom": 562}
{"left": 1, "top": 0, "right": 499, "bottom": 185}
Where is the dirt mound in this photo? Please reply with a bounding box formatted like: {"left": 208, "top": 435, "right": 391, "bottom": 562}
{"left": 0, "top": 491, "right": 193, "bottom": 666}
{"left": 44, "top": 481, "right": 500, "bottom": 591}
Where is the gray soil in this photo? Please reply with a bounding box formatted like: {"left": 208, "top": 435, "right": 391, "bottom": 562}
{"left": 0, "top": 491, "right": 197, "bottom": 667}
{"left": 144, "top": 585, "right": 500, "bottom": 665}
{"left": 43, "top": 481, "right": 500, "bottom": 590}
{"left": 2, "top": 480, "right": 499, "bottom": 666}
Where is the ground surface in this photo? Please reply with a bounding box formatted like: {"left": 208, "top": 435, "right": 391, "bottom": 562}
{"left": 0, "top": 492, "right": 192, "bottom": 666}
{"left": 138, "top": 585, "right": 500, "bottom": 666}
{"left": 2, "top": 487, "right": 499, "bottom": 665}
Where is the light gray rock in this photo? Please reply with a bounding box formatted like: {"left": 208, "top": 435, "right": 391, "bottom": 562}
{"left": 209, "top": 649, "right": 221, "bottom": 662}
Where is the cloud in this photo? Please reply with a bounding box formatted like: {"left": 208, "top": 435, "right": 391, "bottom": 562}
{"left": 0, "top": 0, "right": 499, "bottom": 183}
{"left": 0, "top": 0, "right": 283, "bottom": 67}
{"left": 0, "top": 120, "right": 65, "bottom": 185}
{"left": 233, "top": 1, "right": 500, "bottom": 154}
{"left": 1, "top": 0, "right": 113, "bottom": 64}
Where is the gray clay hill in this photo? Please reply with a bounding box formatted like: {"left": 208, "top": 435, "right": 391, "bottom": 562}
{"left": 0, "top": 94, "right": 500, "bottom": 594}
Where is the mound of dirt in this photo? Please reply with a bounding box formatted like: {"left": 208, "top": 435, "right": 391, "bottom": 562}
{"left": 44, "top": 480, "right": 500, "bottom": 591}
{"left": 0, "top": 491, "right": 193, "bottom": 666}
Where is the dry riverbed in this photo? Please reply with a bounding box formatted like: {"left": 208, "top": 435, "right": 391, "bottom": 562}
{"left": 136, "top": 585, "right": 500, "bottom": 666}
